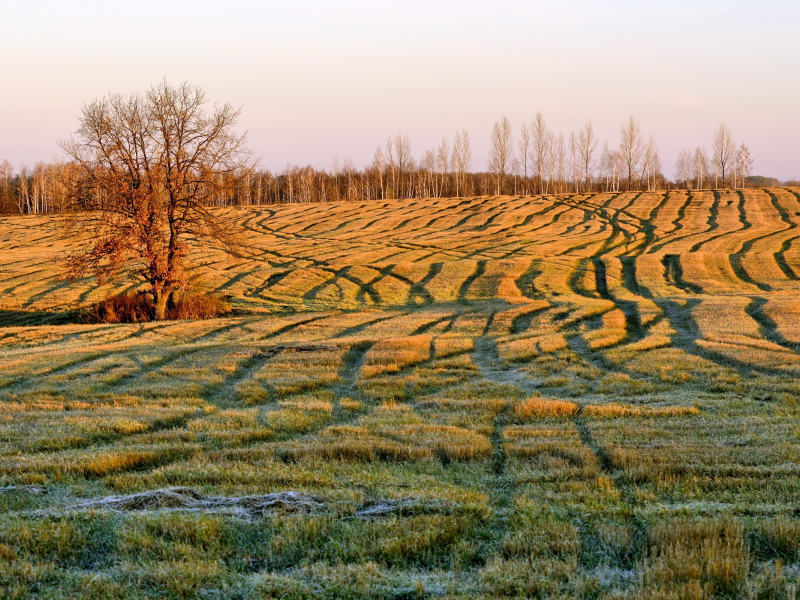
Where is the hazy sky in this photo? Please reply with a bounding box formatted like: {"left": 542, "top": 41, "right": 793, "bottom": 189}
{"left": 1, "top": 0, "right": 798, "bottom": 178}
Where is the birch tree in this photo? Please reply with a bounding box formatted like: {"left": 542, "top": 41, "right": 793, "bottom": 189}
{"left": 489, "top": 116, "right": 513, "bottom": 195}
{"left": 451, "top": 130, "right": 472, "bottom": 197}
{"left": 694, "top": 147, "right": 709, "bottom": 189}
{"left": 711, "top": 123, "right": 736, "bottom": 188}
{"left": 517, "top": 122, "right": 531, "bottom": 194}
{"left": 675, "top": 149, "right": 692, "bottom": 189}
{"left": 619, "top": 116, "right": 644, "bottom": 191}
{"left": 577, "top": 121, "right": 598, "bottom": 191}
{"left": 532, "top": 112, "right": 550, "bottom": 194}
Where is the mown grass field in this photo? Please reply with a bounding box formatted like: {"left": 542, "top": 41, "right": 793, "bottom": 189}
{"left": 3, "top": 189, "right": 800, "bottom": 598}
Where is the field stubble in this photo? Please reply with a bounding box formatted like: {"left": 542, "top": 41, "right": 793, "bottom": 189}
{"left": 1, "top": 189, "right": 800, "bottom": 597}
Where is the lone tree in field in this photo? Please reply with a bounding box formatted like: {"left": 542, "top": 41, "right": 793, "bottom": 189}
{"left": 61, "top": 81, "right": 252, "bottom": 320}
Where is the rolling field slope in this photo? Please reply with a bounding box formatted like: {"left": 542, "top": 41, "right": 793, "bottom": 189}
{"left": 2, "top": 189, "right": 800, "bottom": 598}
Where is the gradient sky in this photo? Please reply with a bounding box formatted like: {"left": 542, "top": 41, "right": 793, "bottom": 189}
{"left": 1, "top": 0, "right": 798, "bottom": 179}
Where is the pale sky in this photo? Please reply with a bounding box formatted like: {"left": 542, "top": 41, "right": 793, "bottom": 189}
{"left": 1, "top": 0, "right": 798, "bottom": 179}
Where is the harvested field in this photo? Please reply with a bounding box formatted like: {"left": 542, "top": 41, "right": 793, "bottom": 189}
{"left": 2, "top": 189, "right": 800, "bottom": 597}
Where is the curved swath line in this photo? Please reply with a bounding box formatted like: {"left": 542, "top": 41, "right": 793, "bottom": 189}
{"left": 296, "top": 210, "right": 367, "bottom": 235}
{"left": 373, "top": 268, "right": 418, "bottom": 296}
{"left": 661, "top": 254, "right": 703, "bottom": 294}
{"left": 511, "top": 198, "right": 590, "bottom": 242}
{"left": 258, "top": 315, "right": 331, "bottom": 341}
{"left": 649, "top": 192, "right": 718, "bottom": 253}
{"left": 245, "top": 270, "right": 294, "bottom": 299}
{"left": 456, "top": 201, "right": 570, "bottom": 256}
{"left": 406, "top": 262, "right": 442, "bottom": 305}
{"left": 687, "top": 190, "right": 725, "bottom": 252}
{"left": 0, "top": 349, "right": 123, "bottom": 392}
{"left": 573, "top": 193, "right": 666, "bottom": 344}
{"left": 566, "top": 193, "right": 646, "bottom": 258}
{"left": 197, "top": 346, "right": 283, "bottom": 407}
{"left": 215, "top": 267, "right": 261, "bottom": 293}
{"left": 22, "top": 279, "right": 76, "bottom": 309}
{"left": 621, "top": 191, "right": 669, "bottom": 259}
{"left": 744, "top": 297, "right": 800, "bottom": 354}
{"left": 474, "top": 205, "right": 579, "bottom": 257}
{"left": 554, "top": 200, "right": 618, "bottom": 256}
{"left": 332, "top": 314, "right": 405, "bottom": 339}
{"left": 457, "top": 260, "right": 487, "bottom": 302}
{"left": 338, "top": 269, "right": 381, "bottom": 305}
{"left": 239, "top": 209, "right": 276, "bottom": 234}
{"left": 411, "top": 312, "right": 459, "bottom": 335}
{"left": 727, "top": 190, "right": 770, "bottom": 292}
{"left": 353, "top": 264, "right": 397, "bottom": 304}
{"left": 767, "top": 190, "right": 800, "bottom": 280}
{"left": 98, "top": 344, "right": 214, "bottom": 392}
{"left": 300, "top": 266, "right": 350, "bottom": 303}
{"left": 646, "top": 192, "right": 695, "bottom": 254}
{"left": 657, "top": 298, "right": 792, "bottom": 377}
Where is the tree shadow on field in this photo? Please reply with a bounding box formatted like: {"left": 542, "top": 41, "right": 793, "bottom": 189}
{"left": 0, "top": 309, "right": 80, "bottom": 327}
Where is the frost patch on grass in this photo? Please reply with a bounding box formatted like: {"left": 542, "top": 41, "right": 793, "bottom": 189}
{"left": 0, "top": 485, "right": 47, "bottom": 495}
{"left": 356, "top": 497, "right": 453, "bottom": 518}
{"left": 64, "top": 487, "right": 323, "bottom": 518}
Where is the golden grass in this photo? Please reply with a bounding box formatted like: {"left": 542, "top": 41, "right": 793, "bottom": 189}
{"left": 513, "top": 397, "right": 579, "bottom": 419}
{"left": 3, "top": 191, "right": 800, "bottom": 596}
{"left": 583, "top": 402, "right": 700, "bottom": 418}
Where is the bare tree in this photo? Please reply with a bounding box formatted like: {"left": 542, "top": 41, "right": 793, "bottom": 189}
{"left": 488, "top": 116, "right": 513, "bottom": 194}
{"left": 577, "top": 121, "right": 598, "bottom": 191}
{"left": 600, "top": 142, "right": 615, "bottom": 191}
{"left": 675, "top": 149, "right": 692, "bottom": 189}
{"left": 436, "top": 137, "right": 449, "bottom": 197}
{"left": 641, "top": 135, "right": 658, "bottom": 191}
{"left": 0, "top": 160, "right": 11, "bottom": 212}
{"left": 531, "top": 112, "right": 550, "bottom": 194}
{"left": 550, "top": 133, "right": 565, "bottom": 194}
{"left": 568, "top": 132, "right": 580, "bottom": 193}
{"left": 60, "top": 81, "right": 252, "bottom": 320}
{"left": 618, "top": 116, "right": 644, "bottom": 191}
{"left": 386, "top": 133, "right": 414, "bottom": 199}
{"left": 736, "top": 142, "right": 753, "bottom": 189}
{"left": 711, "top": 122, "right": 736, "bottom": 188}
{"left": 517, "top": 122, "right": 531, "bottom": 194}
{"left": 451, "top": 130, "right": 472, "bottom": 197}
{"left": 16, "top": 165, "right": 29, "bottom": 214}
{"left": 694, "top": 147, "right": 709, "bottom": 189}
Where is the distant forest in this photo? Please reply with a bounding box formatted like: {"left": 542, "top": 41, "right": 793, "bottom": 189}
{"left": 0, "top": 116, "right": 789, "bottom": 215}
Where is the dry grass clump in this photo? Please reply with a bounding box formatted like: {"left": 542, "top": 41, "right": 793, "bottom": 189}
{"left": 87, "top": 291, "right": 230, "bottom": 323}
{"left": 265, "top": 402, "right": 332, "bottom": 435}
{"left": 73, "top": 447, "right": 195, "bottom": 478}
{"left": 340, "top": 398, "right": 365, "bottom": 411}
{"left": 361, "top": 335, "right": 431, "bottom": 378}
{"left": 513, "top": 396, "right": 578, "bottom": 419}
{"left": 379, "top": 424, "right": 493, "bottom": 462}
{"left": 433, "top": 335, "right": 474, "bottom": 358}
{"left": 277, "top": 436, "right": 432, "bottom": 463}
{"left": 596, "top": 372, "right": 656, "bottom": 396}
{"left": 638, "top": 519, "right": 749, "bottom": 598}
{"left": 502, "top": 515, "right": 581, "bottom": 560}
{"left": 750, "top": 517, "right": 800, "bottom": 563}
{"left": 415, "top": 397, "right": 509, "bottom": 417}
{"left": 254, "top": 345, "right": 346, "bottom": 395}
{"left": 583, "top": 402, "right": 699, "bottom": 418}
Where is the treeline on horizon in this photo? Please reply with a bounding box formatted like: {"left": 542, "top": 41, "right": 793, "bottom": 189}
{"left": 0, "top": 114, "right": 789, "bottom": 215}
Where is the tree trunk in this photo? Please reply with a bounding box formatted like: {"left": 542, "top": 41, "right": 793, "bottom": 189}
{"left": 154, "top": 289, "right": 169, "bottom": 321}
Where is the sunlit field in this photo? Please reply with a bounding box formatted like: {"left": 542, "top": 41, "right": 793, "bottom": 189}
{"left": 3, "top": 189, "right": 800, "bottom": 598}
